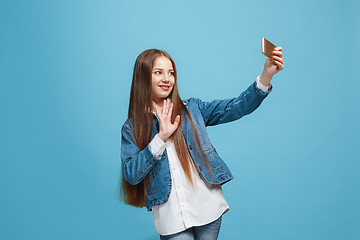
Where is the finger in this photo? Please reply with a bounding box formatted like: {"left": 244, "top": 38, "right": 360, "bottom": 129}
{"left": 269, "top": 57, "right": 276, "bottom": 63}
{"left": 166, "top": 99, "right": 171, "bottom": 115}
{"left": 162, "top": 99, "right": 166, "bottom": 115}
{"left": 272, "top": 50, "right": 283, "bottom": 58}
{"left": 168, "top": 103, "right": 174, "bottom": 116}
{"left": 173, "top": 115, "right": 181, "bottom": 128}
{"left": 273, "top": 55, "right": 284, "bottom": 64}
{"left": 274, "top": 60, "right": 284, "bottom": 70}
{"left": 274, "top": 46, "right": 282, "bottom": 51}
{"left": 272, "top": 54, "right": 283, "bottom": 61}
{"left": 164, "top": 99, "right": 170, "bottom": 115}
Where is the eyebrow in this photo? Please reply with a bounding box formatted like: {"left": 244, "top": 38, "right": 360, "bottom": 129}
{"left": 153, "top": 68, "right": 174, "bottom": 71}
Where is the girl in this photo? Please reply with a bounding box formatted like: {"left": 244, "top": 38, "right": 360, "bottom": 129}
{"left": 121, "top": 48, "right": 284, "bottom": 239}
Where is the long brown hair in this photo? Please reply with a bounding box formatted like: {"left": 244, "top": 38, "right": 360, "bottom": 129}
{"left": 121, "top": 49, "right": 211, "bottom": 207}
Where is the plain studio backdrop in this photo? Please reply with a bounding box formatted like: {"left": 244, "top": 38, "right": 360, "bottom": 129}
{"left": 0, "top": 0, "right": 359, "bottom": 239}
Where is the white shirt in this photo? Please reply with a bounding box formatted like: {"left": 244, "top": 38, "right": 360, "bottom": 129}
{"left": 149, "top": 135, "right": 229, "bottom": 235}
{"left": 148, "top": 77, "right": 270, "bottom": 236}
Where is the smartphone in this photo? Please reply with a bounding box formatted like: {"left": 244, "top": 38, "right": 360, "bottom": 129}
{"left": 262, "top": 37, "right": 276, "bottom": 59}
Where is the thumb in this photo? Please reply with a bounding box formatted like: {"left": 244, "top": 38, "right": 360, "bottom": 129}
{"left": 174, "top": 115, "right": 181, "bottom": 126}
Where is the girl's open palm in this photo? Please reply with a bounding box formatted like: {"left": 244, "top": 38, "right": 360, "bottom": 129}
{"left": 155, "top": 99, "right": 181, "bottom": 142}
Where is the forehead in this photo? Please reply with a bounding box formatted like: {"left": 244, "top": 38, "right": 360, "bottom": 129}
{"left": 153, "top": 56, "right": 173, "bottom": 69}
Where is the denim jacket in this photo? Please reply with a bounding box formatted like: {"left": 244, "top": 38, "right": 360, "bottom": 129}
{"left": 121, "top": 81, "right": 271, "bottom": 211}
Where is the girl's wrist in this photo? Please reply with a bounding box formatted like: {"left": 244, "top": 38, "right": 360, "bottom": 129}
{"left": 259, "top": 72, "right": 273, "bottom": 86}
{"left": 157, "top": 133, "right": 167, "bottom": 142}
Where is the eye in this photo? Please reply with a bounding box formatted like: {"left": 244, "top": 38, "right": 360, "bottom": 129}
{"left": 169, "top": 71, "right": 175, "bottom": 76}
{"left": 154, "top": 71, "right": 161, "bottom": 75}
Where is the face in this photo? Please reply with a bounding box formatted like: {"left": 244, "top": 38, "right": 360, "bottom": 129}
{"left": 151, "top": 56, "right": 175, "bottom": 105}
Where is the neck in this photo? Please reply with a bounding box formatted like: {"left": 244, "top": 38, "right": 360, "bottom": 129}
{"left": 152, "top": 98, "right": 166, "bottom": 112}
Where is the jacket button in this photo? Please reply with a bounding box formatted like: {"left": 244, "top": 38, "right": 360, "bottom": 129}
{"left": 189, "top": 145, "right": 193, "bottom": 150}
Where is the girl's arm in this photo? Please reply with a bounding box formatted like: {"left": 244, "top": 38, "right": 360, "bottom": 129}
{"left": 259, "top": 47, "right": 284, "bottom": 86}
{"left": 195, "top": 81, "right": 270, "bottom": 127}
{"left": 196, "top": 47, "right": 284, "bottom": 127}
{"left": 121, "top": 99, "right": 180, "bottom": 185}
{"left": 121, "top": 121, "right": 160, "bottom": 185}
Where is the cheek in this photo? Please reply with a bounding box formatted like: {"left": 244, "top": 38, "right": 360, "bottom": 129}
{"left": 151, "top": 77, "right": 159, "bottom": 87}
{"left": 170, "top": 77, "right": 175, "bottom": 85}
{"left": 151, "top": 83, "right": 158, "bottom": 94}
{"left": 170, "top": 81, "right": 175, "bottom": 92}
{"left": 152, "top": 75, "right": 162, "bottom": 84}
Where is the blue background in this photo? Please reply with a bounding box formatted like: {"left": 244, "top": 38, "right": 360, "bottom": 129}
{"left": 1, "top": 0, "right": 359, "bottom": 239}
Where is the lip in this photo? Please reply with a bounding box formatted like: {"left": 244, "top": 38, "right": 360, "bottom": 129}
{"left": 159, "top": 85, "right": 170, "bottom": 90}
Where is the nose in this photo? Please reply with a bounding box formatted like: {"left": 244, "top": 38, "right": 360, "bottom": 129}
{"left": 163, "top": 75, "right": 169, "bottom": 82}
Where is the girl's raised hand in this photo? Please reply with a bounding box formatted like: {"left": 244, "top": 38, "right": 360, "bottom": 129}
{"left": 155, "top": 99, "right": 181, "bottom": 142}
{"left": 259, "top": 47, "right": 285, "bottom": 86}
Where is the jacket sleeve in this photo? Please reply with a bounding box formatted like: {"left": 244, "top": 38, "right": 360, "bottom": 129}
{"left": 195, "top": 81, "right": 272, "bottom": 127}
{"left": 120, "top": 120, "right": 159, "bottom": 185}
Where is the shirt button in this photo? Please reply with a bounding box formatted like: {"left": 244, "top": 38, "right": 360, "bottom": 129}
{"left": 189, "top": 145, "right": 193, "bottom": 150}
{"left": 199, "top": 166, "right": 203, "bottom": 171}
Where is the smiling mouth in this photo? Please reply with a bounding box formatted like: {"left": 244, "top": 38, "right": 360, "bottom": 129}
{"left": 159, "top": 85, "right": 170, "bottom": 90}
